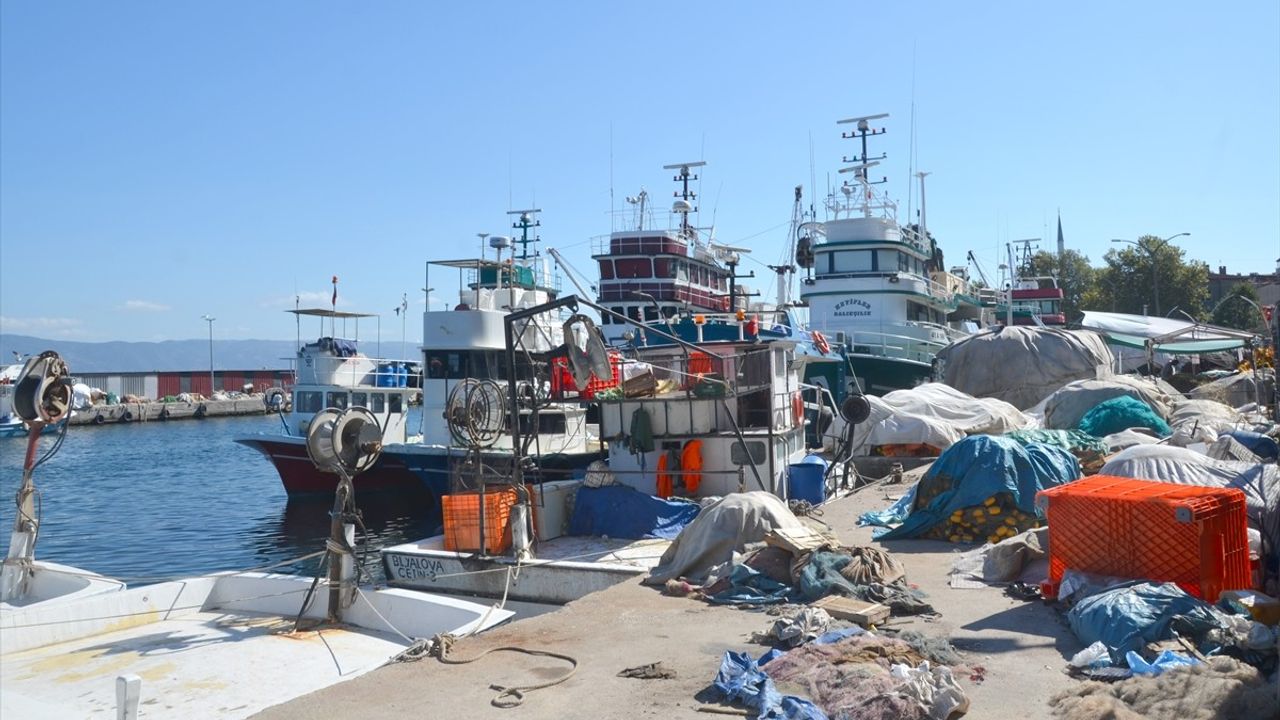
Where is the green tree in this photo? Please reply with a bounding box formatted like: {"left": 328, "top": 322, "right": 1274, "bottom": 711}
{"left": 1211, "top": 282, "right": 1266, "bottom": 331}
{"left": 1030, "top": 249, "right": 1097, "bottom": 320}
{"left": 1094, "top": 235, "right": 1208, "bottom": 319}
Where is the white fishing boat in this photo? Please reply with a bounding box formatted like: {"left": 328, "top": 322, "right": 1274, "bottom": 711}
{"left": 800, "top": 113, "right": 990, "bottom": 394}
{"left": 382, "top": 292, "right": 850, "bottom": 604}
{"left": 2, "top": 353, "right": 514, "bottom": 720}
{"left": 237, "top": 305, "right": 424, "bottom": 494}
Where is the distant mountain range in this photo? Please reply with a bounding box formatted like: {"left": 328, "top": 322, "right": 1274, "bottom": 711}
{"left": 0, "top": 334, "right": 299, "bottom": 373}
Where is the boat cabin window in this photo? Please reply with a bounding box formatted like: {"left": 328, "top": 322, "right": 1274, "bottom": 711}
{"left": 611, "top": 307, "right": 625, "bottom": 323}
{"left": 832, "top": 250, "right": 874, "bottom": 273}
{"left": 599, "top": 260, "right": 615, "bottom": 280}
{"left": 539, "top": 412, "right": 566, "bottom": 434}
{"left": 643, "top": 306, "right": 659, "bottom": 322}
{"left": 296, "top": 391, "right": 323, "bottom": 414}
{"left": 662, "top": 306, "right": 678, "bottom": 319}
{"left": 351, "top": 391, "right": 368, "bottom": 408}
{"left": 615, "top": 258, "right": 652, "bottom": 279}
{"left": 326, "top": 391, "right": 349, "bottom": 409}
{"left": 653, "top": 258, "right": 675, "bottom": 278}
{"left": 731, "top": 441, "right": 767, "bottom": 465}
{"left": 627, "top": 306, "right": 642, "bottom": 322}
{"left": 389, "top": 393, "right": 403, "bottom": 414}
{"left": 370, "top": 393, "right": 386, "bottom": 413}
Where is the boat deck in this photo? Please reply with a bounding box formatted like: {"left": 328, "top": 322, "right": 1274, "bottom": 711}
{"left": 2, "top": 608, "right": 408, "bottom": 719}
{"left": 383, "top": 534, "right": 670, "bottom": 604}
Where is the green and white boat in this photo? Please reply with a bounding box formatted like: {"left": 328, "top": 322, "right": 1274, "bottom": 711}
{"left": 799, "top": 114, "right": 992, "bottom": 395}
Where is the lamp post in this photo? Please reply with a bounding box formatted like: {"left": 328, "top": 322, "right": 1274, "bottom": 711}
{"left": 201, "top": 315, "right": 215, "bottom": 396}
{"left": 1110, "top": 232, "right": 1190, "bottom": 317}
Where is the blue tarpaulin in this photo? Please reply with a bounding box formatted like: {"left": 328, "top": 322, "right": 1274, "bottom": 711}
{"left": 1067, "top": 582, "right": 1226, "bottom": 664}
{"left": 568, "top": 485, "right": 700, "bottom": 540}
{"left": 713, "top": 651, "right": 827, "bottom": 720}
{"left": 859, "top": 435, "right": 1081, "bottom": 540}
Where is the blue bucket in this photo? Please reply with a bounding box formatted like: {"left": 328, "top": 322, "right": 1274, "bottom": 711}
{"left": 788, "top": 462, "right": 826, "bottom": 504}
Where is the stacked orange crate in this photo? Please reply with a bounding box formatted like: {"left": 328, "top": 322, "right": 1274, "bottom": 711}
{"left": 1036, "top": 475, "right": 1250, "bottom": 601}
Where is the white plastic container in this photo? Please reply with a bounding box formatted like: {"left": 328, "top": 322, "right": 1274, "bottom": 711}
{"left": 530, "top": 479, "right": 582, "bottom": 541}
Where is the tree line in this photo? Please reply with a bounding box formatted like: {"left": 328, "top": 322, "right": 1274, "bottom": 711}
{"left": 1021, "top": 235, "right": 1269, "bottom": 332}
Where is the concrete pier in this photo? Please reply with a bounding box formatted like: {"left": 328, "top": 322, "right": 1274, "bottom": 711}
{"left": 67, "top": 397, "right": 272, "bottom": 426}
{"left": 255, "top": 474, "right": 1078, "bottom": 720}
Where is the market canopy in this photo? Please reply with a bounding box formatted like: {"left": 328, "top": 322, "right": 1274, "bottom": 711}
{"left": 1080, "top": 311, "right": 1256, "bottom": 355}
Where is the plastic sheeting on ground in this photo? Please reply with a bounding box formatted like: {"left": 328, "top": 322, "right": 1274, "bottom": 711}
{"left": 1042, "top": 375, "right": 1176, "bottom": 430}
{"left": 567, "top": 485, "right": 699, "bottom": 540}
{"left": 1067, "top": 582, "right": 1228, "bottom": 664}
{"left": 948, "top": 527, "right": 1049, "bottom": 589}
{"left": 1077, "top": 396, "right": 1172, "bottom": 438}
{"left": 713, "top": 650, "right": 828, "bottom": 720}
{"left": 935, "top": 326, "right": 1115, "bottom": 410}
{"left": 644, "top": 492, "right": 805, "bottom": 585}
{"left": 859, "top": 435, "right": 1081, "bottom": 540}
{"left": 1100, "top": 444, "right": 1280, "bottom": 591}
{"left": 847, "top": 383, "right": 1033, "bottom": 455}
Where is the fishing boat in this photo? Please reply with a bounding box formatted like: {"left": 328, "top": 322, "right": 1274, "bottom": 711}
{"left": 381, "top": 291, "right": 850, "bottom": 604}
{"left": 236, "top": 307, "right": 425, "bottom": 494}
{"left": 2, "top": 353, "right": 513, "bottom": 719}
{"left": 397, "top": 209, "right": 605, "bottom": 500}
{"left": 592, "top": 162, "right": 745, "bottom": 344}
{"left": 996, "top": 240, "right": 1067, "bottom": 326}
{"left": 800, "top": 114, "right": 988, "bottom": 395}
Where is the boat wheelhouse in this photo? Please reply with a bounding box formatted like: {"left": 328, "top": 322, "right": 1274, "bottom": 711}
{"left": 593, "top": 162, "right": 739, "bottom": 344}
{"left": 800, "top": 114, "right": 979, "bottom": 395}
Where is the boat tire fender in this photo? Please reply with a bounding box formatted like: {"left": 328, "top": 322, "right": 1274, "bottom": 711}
{"left": 194, "top": 403, "right": 207, "bottom": 419}
{"left": 119, "top": 410, "right": 133, "bottom": 423}
{"left": 159, "top": 407, "right": 170, "bottom": 420}
{"left": 93, "top": 414, "right": 106, "bottom": 425}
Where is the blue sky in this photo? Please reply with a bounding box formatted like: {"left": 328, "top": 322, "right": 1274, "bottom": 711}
{"left": 2, "top": 1, "right": 1277, "bottom": 343}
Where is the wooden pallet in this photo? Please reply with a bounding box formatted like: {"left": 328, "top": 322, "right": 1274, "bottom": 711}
{"left": 811, "top": 595, "right": 890, "bottom": 627}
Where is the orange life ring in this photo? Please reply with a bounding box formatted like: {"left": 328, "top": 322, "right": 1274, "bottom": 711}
{"left": 812, "top": 330, "right": 831, "bottom": 355}
{"left": 681, "top": 440, "right": 703, "bottom": 494}
{"left": 791, "top": 392, "right": 804, "bottom": 427}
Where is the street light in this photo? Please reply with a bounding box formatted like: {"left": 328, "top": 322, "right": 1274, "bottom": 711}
{"left": 1110, "top": 232, "right": 1190, "bottom": 316}
{"left": 201, "top": 315, "right": 215, "bottom": 396}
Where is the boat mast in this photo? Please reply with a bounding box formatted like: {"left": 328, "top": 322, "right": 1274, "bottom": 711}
{"left": 836, "top": 113, "right": 889, "bottom": 219}
{"left": 662, "top": 161, "right": 705, "bottom": 243}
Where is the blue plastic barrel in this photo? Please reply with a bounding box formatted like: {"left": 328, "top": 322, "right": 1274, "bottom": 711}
{"left": 397, "top": 363, "right": 409, "bottom": 387}
{"left": 376, "top": 363, "right": 393, "bottom": 387}
{"left": 788, "top": 462, "right": 826, "bottom": 504}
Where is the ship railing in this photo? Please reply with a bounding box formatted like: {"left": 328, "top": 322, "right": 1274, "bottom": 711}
{"left": 591, "top": 232, "right": 690, "bottom": 258}
{"left": 842, "top": 328, "right": 950, "bottom": 364}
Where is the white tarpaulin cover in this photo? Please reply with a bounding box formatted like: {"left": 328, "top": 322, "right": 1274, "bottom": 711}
{"left": 1166, "top": 398, "right": 1266, "bottom": 445}
{"left": 644, "top": 492, "right": 805, "bottom": 585}
{"left": 848, "top": 383, "right": 1033, "bottom": 454}
{"left": 1041, "top": 376, "right": 1177, "bottom": 430}
{"left": 936, "top": 327, "right": 1115, "bottom": 410}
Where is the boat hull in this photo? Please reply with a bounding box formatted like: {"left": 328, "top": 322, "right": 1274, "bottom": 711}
{"left": 847, "top": 354, "right": 933, "bottom": 395}
{"left": 235, "top": 436, "right": 425, "bottom": 495}
{"left": 238, "top": 435, "right": 605, "bottom": 497}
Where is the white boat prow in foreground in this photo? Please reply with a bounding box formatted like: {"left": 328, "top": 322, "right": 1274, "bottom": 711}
{"left": 0, "top": 354, "right": 515, "bottom": 719}
{"left": 1, "top": 572, "right": 512, "bottom": 719}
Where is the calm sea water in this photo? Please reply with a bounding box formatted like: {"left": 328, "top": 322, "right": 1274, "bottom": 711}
{"left": 0, "top": 409, "right": 442, "bottom": 585}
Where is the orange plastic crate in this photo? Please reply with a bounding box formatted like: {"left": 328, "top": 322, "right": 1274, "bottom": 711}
{"left": 1036, "top": 475, "right": 1250, "bottom": 601}
{"left": 442, "top": 488, "right": 517, "bottom": 554}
